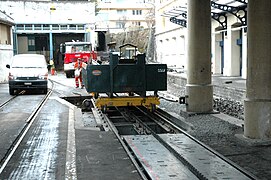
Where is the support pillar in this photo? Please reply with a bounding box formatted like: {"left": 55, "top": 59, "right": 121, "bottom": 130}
{"left": 186, "top": 0, "right": 213, "bottom": 113}
{"left": 244, "top": 0, "right": 271, "bottom": 140}
{"left": 49, "top": 32, "right": 53, "bottom": 60}
{"left": 13, "top": 29, "right": 18, "bottom": 55}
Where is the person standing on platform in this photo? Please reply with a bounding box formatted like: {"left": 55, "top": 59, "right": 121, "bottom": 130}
{"left": 74, "top": 58, "right": 84, "bottom": 88}
{"left": 49, "top": 58, "right": 56, "bottom": 75}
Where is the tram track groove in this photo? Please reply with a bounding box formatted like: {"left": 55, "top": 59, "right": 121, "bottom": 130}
{"left": 0, "top": 96, "right": 17, "bottom": 109}
{"left": 0, "top": 91, "right": 25, "bottom": 110}
{"left": 0, "top": 81, "right": 54, "bottom": 174}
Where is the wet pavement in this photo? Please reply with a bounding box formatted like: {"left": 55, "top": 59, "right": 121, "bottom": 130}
{"left": 1, "top": 99, "right": 69, "bottom": 179}
{"left": 0, "top": 85, "right": 46, "bottom": 168}
{"left": 0, "top": 73, "right": 141, "bottom": 179}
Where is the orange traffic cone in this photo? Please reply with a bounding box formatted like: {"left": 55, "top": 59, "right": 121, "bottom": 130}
{"left": 51, "top": 68, "right": 55, "bottom": 75}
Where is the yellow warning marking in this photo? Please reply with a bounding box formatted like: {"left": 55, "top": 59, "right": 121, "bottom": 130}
{"left": 95, "top": 96, "right": 160, "bottom": 110}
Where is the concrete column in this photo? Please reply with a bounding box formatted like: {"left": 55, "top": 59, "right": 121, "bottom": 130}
{"left": 186, "top": 0, "right": 213, "bottom": 113}
{"left": 244, "top": 0, "right": 271, "bottom": 139}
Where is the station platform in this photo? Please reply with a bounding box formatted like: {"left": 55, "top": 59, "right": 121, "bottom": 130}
{"left": 75, "top": 127, "right": 141, "bottom": 179}
{"left": 166, "top": 72, "right": 246, "bottom": 103}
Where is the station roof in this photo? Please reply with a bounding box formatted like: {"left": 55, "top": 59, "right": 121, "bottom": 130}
{"left": 162, "top": 0, "right": 248, "bottom": 18}
{"left": 212, "top": 0, "right": 247, "bottom": 13}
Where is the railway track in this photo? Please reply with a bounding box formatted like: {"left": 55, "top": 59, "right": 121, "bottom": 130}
{"left": 0, "top": 83, "right": 54, "bottom": 174}
{"left": 102, "top": 106, "right": 256, "bottom": 180}
{"left": 0, "top": 91, "right": 25, "bottom": 110}
{"left": 0, "top": 96, "right": 17, "bottom": 109}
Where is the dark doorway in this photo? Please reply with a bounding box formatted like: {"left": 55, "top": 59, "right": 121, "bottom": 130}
{"left": 36, "top": 36, "right": 48, "bottom": 51}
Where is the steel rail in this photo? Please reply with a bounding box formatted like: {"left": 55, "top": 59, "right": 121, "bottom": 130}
{"left": 95, "top": 102, "right": 257, "bottom": 179}
{"left": 113, "top": 106, "right": 256, "bottom": 180}
{"left": 93, "top": 107, "right": 149, "bottom": 180}
{"left": 129, "top": 107, "right": 208, "bottom": 180}
{"left": 106, "top": 106, "right": 200, "bottom": 179}
{"left": 0, "top": 81, "right": 54, "bottom": 174}
{"left": 0, "top": 96, "right": 17, "bottom": 109}
{"left": 153, "top": 108, "right": 257, "bottom": 180}
{"left": 0, "top": 91, "right": 25, "bottom": 109}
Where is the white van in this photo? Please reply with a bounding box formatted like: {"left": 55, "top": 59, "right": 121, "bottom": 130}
{"left": 6, "top": 54, "right": 48, "bottom": 95}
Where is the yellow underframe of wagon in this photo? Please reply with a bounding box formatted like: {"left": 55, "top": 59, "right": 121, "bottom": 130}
{"left": 95, "top": 96, "right": 160, "bottom": 109}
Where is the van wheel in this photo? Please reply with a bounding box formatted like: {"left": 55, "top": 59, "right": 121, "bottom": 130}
{"left": 9, "top": 88, "right": 15, "bottom": 95}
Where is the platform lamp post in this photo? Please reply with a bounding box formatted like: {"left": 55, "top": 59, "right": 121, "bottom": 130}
{"left": 49, "top": 5, "right": 56, "bottom": 61}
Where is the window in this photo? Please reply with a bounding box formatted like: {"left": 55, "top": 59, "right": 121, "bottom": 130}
{"left": 116, "top": 22, "right": 125, "bottom": 29}
{"left": 60, "top": 25, "right": 68, "bottom": 30}
{"left": 34, "top": 24, "right": 42, "bottom": 30}
{"left": 16, "top": 24, "right": 24, "bottom": 30}
{"left": 133, "top": 22, "right": 141, "bottom": 26}
{"left": 43, "top": 24, "right": 50, "bottom": 30}
{"left": 78, "top": 25, "right": 84, "bottom": 30}
{"left": 25, "top": 24, "right": 32, "bottom": 30}
{"left": 52, "top": 24, "right": 59, "bottom": 30}
{"left": 28, "top": 37, "right": 35, "bottom": 51}
{"left": 69, "top": 24, "right": 76, "bottom": 30}
{"left": 117, "top": 9, "right": 127, "bottom": 15}
{"left": 133, "top": 10, "right": 142, "bottom": 15}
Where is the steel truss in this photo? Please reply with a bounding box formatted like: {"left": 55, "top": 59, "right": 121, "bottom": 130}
{"left": 167, "top": 1, "right": 247, "bottom": 28}
{"left": 211, "top": 1, "right": 247, "bottom": 26}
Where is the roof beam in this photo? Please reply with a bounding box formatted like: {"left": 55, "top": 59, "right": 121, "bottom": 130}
{"left": 211, "top": 1, "right": 247, "bottom": 25}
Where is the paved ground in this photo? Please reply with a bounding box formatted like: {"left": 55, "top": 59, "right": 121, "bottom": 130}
{"left": 0, "top": 73, "right": 141, "bottom": 179}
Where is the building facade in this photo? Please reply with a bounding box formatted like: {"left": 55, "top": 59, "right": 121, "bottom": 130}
{"left": 0, "top": 0, "right": 96, "bottom": 64}
{"left": 96, "top": 0, "right": 154, "bottom": 33}
{"left": 155, "top": 0, "right": 187, "bottom": 70}
{"left": 0, "top": 10, "right": 14, "bottom": 83}
{"left": 155, "top": 0, "right": 248, "bottom": 78}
